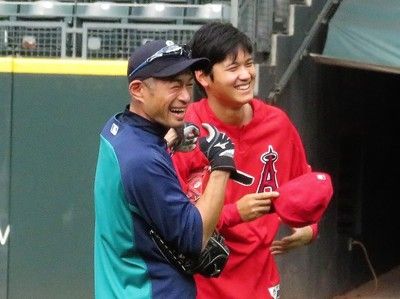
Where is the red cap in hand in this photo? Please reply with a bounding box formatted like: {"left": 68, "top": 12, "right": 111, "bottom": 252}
{"left": 274, "top": 172, "right": 333, "bottom": 227}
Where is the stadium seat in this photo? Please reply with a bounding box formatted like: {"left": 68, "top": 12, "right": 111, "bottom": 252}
{"left": 18, "top": 1, "right": 74, "bottom": 23}
{"left": 129, "top": 3, "right": 185, "bottom": 24}
{"left": 75, "top": 2, "right": 130, "bottom": 23}
{"left": 184, "top": 3, "right": 230, "bottom": 24}
{"left": 0, "top": 1, "right": 19, "bottom": 21}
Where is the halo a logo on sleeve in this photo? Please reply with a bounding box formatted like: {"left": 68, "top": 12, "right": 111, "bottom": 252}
{"left": 110, "top": 123, "right": 119, "bottom": 135}
{"left": 268, "top": 284, "right": 280, "bottom": 299}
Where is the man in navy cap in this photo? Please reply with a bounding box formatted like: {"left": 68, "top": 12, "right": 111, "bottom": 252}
{"left": 93, "top": 40, "right": 237, "bottom": 299}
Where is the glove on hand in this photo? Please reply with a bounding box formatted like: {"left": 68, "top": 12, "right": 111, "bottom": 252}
{"left": 199, "top": 123, "right": 236, "bottom": 173}
{"left": 172, "top": 122, "right": 200, "bottom": 153}
{"left": 150, "top": 229, "right": 229, "bottom": 278}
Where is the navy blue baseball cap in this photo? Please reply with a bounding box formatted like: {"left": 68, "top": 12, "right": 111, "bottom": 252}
{"left": 127, "top": 40, "right": 209, "bottom": 82}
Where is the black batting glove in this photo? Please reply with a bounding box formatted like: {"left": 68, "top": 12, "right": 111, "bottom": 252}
{"left": 199, "top": 123, "right": 236, "bottom": 173}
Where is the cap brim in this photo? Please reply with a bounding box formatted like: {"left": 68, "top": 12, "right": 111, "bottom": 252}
{"left": 151, "top": 57, "right": 209, "bottom": 78}
{"left": 130, "top": 57, "right": 209, "bottom": 81}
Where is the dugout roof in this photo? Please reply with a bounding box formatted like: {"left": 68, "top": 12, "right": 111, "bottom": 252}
{"left": 311, "top": 0, "right": 400, "bottom": 74}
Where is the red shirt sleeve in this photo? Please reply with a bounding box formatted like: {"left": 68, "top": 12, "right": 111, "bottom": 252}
{"left": 216, "top": 203, "right": 243, "bottom": 231}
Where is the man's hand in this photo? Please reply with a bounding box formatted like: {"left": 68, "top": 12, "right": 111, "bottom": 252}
{"left": 199, "top": 123, "right": 236, "bottom": 173}
{"left": 166, "top": 122, "right": 200, "bottom": 153}
{"left": 174, "top": 122, "right": 200, "bottom": 152}
{"left": 270, "top": 225, "right": 313, "bottom": 255}
{"left": 237, "top": 192, "right": 279, "bottom": 222}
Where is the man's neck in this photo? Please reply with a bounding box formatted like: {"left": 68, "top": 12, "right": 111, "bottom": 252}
{"left": 207, "top": 98, "right": 253, "bottom": 127}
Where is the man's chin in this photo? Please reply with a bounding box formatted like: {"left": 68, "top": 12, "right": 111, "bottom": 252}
{"left": 236, "top": 95, "right": 253, "bottom": 105}
{"left": 235, "top": 90, "right": 254, "bottom": 102}
{"left": 169, "top": 119, "right": 185, "bottom": 129}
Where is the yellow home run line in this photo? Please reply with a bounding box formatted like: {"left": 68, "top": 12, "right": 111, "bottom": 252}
{"left": 0, "top": 57, "right": 127, "bottom": 76}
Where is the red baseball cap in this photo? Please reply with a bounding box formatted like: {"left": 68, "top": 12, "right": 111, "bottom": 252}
{"left": 274, "top": 172, "right": 333, "bottom": 227}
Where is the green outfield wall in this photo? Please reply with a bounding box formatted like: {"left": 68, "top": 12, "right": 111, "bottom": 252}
{"left": 0, "top": 58, "right": 12, "bottom": 299}
{"left": 0, "top": 58, "right": 129, "bottom": 299}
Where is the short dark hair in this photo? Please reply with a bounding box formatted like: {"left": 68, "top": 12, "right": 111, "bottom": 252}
{"left": 189, "top": 21, "right": 253, "bottom": 75}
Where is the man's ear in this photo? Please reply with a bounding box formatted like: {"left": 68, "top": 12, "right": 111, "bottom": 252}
{"left": 194, "top": 70, "right": 209, "bottom": 88}
{"left": 128, "top": 80, "right": 145, "bottom": 103}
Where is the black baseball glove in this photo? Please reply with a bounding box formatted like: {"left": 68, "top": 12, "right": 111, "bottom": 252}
{"left": 149, "top": 229, "right": 229, "bottom": 277}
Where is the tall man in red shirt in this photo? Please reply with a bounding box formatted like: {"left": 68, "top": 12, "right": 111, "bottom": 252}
{"left": 172, "top": 22, "right": 318, "bottom": 299}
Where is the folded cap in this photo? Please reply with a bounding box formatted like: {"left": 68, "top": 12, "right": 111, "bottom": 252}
{"left": 127, "top": 40, "right": 209, "bottom": 82}
{"left": 186, "top": 167, "right": 210, "bottom": 204}
{"left": 274, "top": 172, "right": 333, "bottom": 227}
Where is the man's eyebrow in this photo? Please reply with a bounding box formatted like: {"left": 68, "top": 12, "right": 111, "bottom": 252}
{"left": 161, "top": 75, "right": 194, "bottom": 84}
{"left": 224, "top": 60, "right": 239, "bottom": 68}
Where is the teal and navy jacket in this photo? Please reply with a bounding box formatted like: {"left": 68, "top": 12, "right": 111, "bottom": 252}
{"left": 94, "top": 107, "right": 203, "bottom": 298}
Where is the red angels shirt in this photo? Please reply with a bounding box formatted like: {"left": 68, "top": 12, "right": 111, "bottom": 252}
{"left": 172, "top": 98, "right": 315, "bottom": 299}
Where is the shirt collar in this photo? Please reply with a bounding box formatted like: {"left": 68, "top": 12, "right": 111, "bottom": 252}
{"left": 120, "top": 105, "right": 170, "bottom": 138}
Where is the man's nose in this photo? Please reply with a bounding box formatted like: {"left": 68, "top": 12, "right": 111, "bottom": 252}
{"left": 179, "top": 86, "right": 192, "bottom": 103}
{"left": 238, "top": 66, "right": 252, "bottom": 80}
